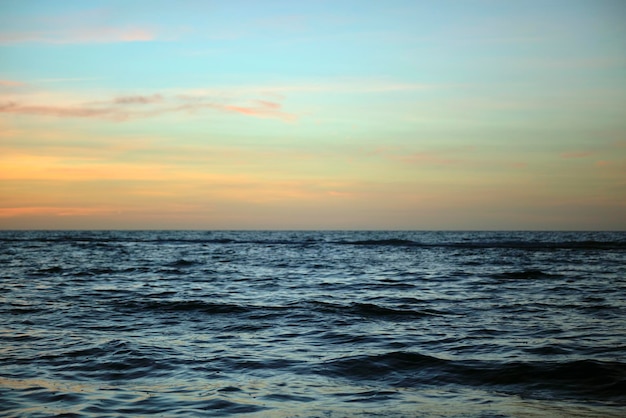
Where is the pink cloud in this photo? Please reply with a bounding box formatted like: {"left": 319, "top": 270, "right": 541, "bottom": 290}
{"left": 119, "top": 29, "right": 154, "bottom": 42}
{"left": 223, "top": 100, "right": 296, "bottom": 121}
{"left": 398, "top": 152, "right": 461, "bottom": 166}
{"left": 0, "top": 101, "right": 129, "bottom": 121}
{"left": 613, "top": 140, "right": 626, "bottom": 148}
{"left": 0, "top": 80, "right": 25, "bottom": 87}
{"left": 255, "top": 100, "right": 281, "bottom": 109}
{"left": 561, "top": 151, "right": 593, "bottom": 159}
{"left": 0, "top": 26, "right": 156, "bottom": 44}
{"left": 69, "top": 27, "right": 157, "bottom": 44}
{"left": 114, "top": 94, "right": 163, "bottom": 104}
{"left": 1, "top": 93, "right": 296, "bottom": 122}
{"left": 0, "top": 6, "right": 159, "bottom": 45}
{"left": 0, "top": 206, "right": 116, "bottom": 218}
{"left": 225, "top": 106, "right": 258, "bottom": 116}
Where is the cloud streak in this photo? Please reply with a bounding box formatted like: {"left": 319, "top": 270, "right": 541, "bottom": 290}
{"left": 114, "top": 94, "right": 164, "bottom": 105}
{"left": 224, "top": 100, "right": 296, "bottom": 121}
{"left": 0, "top": 101, "right": 129, "bottom": 121}
{"left": 0, "top": 92, "right": 296, "bottom": 122}
{"left": 561, "top": 151, "right": 593, "bottom": 159}
{"left": 0, "top": 80, "right": 25, "bottom": 87}
{"left": 0, "top": 26, "right": 156, "bottom": 44}
{"left": 397, "top": 152, "right": 462, "bottom": 166}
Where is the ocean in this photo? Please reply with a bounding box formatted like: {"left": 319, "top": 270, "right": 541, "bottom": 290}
{"left": 1, "top": 230, "right": 625, "bottom": 417}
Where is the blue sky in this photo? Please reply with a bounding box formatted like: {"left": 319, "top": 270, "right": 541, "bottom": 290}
{"left": 1, "top": 0, "right": 625, "bottom": 229}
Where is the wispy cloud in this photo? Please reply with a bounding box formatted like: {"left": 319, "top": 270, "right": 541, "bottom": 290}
{"left": 510, "top": 162, "right": 528, "bottom": 169}
{"left": 0, "top": 77, "right": 447, "bottom": 123}
{"left": 380, "top": 146, "right": 531, "bottom": 172}
{"left": 596, "top": 160, "right": 613, "bottom": 167}
{"left": 262, "top": 79, "right": 441, "bottom": 94}
{"left": 114, "top": 94, "right": 163, "bottom": 105}
{"left": 0, "top": 101, "right": 129, "bottom": 121}
{"left": 0, "top": 92, "right": 296, "bottom": 122}
{"left": 0, "top": 80, "right": 25, "bottom": 87}
{"left": 397, "top": 152, "right": 462, "bottom": 166}
{"left": 384, "top": 145, "right": 476, "bottom": 167}
{"left": 224, "top": 100, "right": 296, "bottom": 121}
{"left": 561, "top": 151, "right": 593, "bottom": 159}
{"left": 0, "top": 26, "right": 156, "bottom": 44}
{"left": 35, "top": 77, "right": 105, "bottom": 84}
{"left": 0, "top": 206, "right": 120, "bottom": 219}
{"left": 614, "top": 140, "right": 626, "bottom": 148}
{"left": 182, "top": 79, "right": 443, "bottom": 98}
{"left": 0, "top": 80, "right": 29, "bottom": 94}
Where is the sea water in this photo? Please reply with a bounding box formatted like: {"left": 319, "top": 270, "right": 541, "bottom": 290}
{"left": 1, "top": 230, "right": 625, "bottom": 417}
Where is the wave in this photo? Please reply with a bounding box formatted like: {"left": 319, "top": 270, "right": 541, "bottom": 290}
{"left": 33, "top": 266, "right": 64, "bottom": 275}
{"left": 490, "top": 269, "right": 563, "bottom": 280}
{"left": 122, "top": 299, "right": 253, "bottom": 314}
{"left": 343, "top": 239, "right": 626, "bottom": 250}
{"left": 12, "top": 339, "right": 180, "bottom": 382}
{"left": 457, "top": 240, "right": 626, "bottom": 250}
{"left": 166, "top": 259, "right": 201, "bottom": 268}
{"left": 2, "top": 231, "right": 625, "bottom": 251}
{"left": 346, "top": 239, "right": 420, "bottom": 246}
{"left": 321, "top": 351, "right": 626, "bottom": 401}
{"left": 4, "top": 302, "right": 47, "bottom": 315}
{"left": 302, "top": 301, "right": 443, "bottom": 319}
{"left": 110, "top": 298, "right": 444, "bottom": 322}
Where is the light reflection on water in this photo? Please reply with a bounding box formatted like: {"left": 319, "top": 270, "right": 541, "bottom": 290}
{"left": 3, "top": 376, "right": 624, "bottom": 417}
{"left": 1, "top": 230, "right": 625, "bottom": 416}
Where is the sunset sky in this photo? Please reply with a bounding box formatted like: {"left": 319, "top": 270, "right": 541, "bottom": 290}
{"left": 1, "top": 0, "right": 625, "bottom": 230}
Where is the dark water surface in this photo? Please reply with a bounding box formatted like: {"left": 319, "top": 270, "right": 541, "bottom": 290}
{"left": 1, "top": 231, "right": 625, "bottom": 417}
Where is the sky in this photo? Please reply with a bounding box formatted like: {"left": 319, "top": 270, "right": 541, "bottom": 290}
{"left": 1, "top": 0, "right": 625, "bottom": 230}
